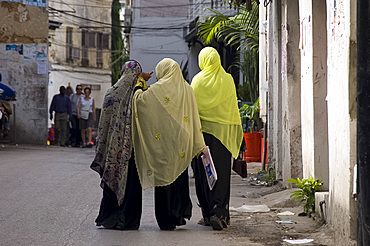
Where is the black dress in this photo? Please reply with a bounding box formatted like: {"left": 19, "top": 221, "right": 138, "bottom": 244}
{"left": 95, "top": 155, "right": 142, "bottom": 230}
{"left": 192, "top": 132, "right": 232, "bottom": 229}
{"left": 154, "top": 168, "right": 192, "bottom": 230}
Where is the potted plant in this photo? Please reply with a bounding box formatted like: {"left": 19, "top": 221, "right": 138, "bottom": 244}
{"left": 240, "top": 97, "right": 263, "bottom": 162}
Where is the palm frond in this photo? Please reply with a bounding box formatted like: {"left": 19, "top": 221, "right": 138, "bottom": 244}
{"left": 197, "top": 2, "right": 259, "bottom": 51}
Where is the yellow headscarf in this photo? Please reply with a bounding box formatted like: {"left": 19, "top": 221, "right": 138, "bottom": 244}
{"left": 191, "top": 47, "right": 243, "bottom": 158}
{"left": 132, "top": 58, "right": 206, "bottom": 189}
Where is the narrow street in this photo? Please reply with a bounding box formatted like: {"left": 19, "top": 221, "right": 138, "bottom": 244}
{"left": 0, "top": 144, "right": 333, "bottom": 245}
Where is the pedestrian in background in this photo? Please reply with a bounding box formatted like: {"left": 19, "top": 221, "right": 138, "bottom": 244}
{"left": 191, "top": 47, "right": 243, "bottom": 230}
{"left": 77, "top": 87, "right": 95, "bottom": 147}
{"left": 49, "top": 86, "right": 72, "bottom": 147}
{"left": 132, "top": 58, "right": 205, "bottom": 230}
{"left": 69, "top": 84, "right": 83, "bottom": 147}
{"left": 91, "top": 60, "right": 150, "bottom": 230}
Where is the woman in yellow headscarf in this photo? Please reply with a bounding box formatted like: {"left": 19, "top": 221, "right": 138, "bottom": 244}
{"left": 191, "top": 47, "right": 243, "bottom": 230}
{"left": 132, "top": 58, "right": 206, "bottom": 230}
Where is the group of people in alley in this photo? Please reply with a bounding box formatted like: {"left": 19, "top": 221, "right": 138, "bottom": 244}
{"left": 88, "top": 47, "right": 243, "bottom": 231}
{"left": 49, "top": 84, "right": 96, "bottom": 147}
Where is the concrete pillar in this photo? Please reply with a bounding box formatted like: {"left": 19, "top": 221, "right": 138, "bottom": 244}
{"left": 281, "top": 0, "right": 302, "bottom": 184}
{"left": 299, "top": 0, "right": 329, "bottom": 190}
{"left": 267, "top": 0, "right": 283, "bottom": 179}
{"left": 326, "top": 0, "right": 357, "bottom": 243}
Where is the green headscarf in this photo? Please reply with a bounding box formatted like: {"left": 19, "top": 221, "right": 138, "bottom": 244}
{"left": 191, "top": 47, "right": 243, "bottom": 158}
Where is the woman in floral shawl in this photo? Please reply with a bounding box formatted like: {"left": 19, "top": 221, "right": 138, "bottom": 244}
{"left": 90, "top": 60, "right": 151, "bottom": 230}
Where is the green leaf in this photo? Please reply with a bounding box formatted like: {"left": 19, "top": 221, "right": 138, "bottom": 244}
{"left": 287, "top": 178, "right": 298, "bottom": 184}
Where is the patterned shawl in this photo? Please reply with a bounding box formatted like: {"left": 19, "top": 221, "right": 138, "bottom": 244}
{"left": 132, "top": 58, "right": 206, "bottom": 189}
{"left": 91, "top": 60, "right": 142, "bottom": 206}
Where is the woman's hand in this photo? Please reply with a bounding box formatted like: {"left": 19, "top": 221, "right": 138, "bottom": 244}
{"left": 139, "top": 71, "right": 153, "bottom": 81}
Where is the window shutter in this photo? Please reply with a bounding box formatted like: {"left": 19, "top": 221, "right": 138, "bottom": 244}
{"left": 102, "top": 34, "right": 109, "bottom": 49}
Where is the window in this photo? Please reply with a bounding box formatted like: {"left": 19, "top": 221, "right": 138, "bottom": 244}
{"left": 82, "top": 30, "right": 87, "bottom": 47}
{"left": 66, "top": 27, "right": 73, "bottom": 62}
{"left": 88, "top": 32, "right": 96, "bottom": 48}
{"left": 81, "top": 30, "right": 89, "bottom": 66}
{"left": 97, "top": 33, "right": 103, "bottom": 68}
{"left": 72, "top": 47, "right": 80, "bottom": 59}
{"left": 102, "top": 34, "right": 109, "bottom": 49}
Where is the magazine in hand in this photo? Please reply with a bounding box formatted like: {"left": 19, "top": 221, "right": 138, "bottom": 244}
{"left": 201, "top": 146, "right": 218, "bottom": 190}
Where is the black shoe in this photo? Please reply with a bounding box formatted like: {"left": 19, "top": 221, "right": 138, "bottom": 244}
{"left": 159, "top": 225, "right": 176, "bottom": 231}
{"left": 209, "top": 216, "right": 223, "bottom": 231}
{"left": 197, "top": 217, "right": 211, "bottom": 226}
{"left": 176, "top": 217, "right": 186, "bottom": 226}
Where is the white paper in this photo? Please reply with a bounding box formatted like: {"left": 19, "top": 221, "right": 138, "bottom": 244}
{"left": 282, "top": 239, "right": 314, "bottom": 244}
{"left": 277, "top": 211, "right": 295, "bottom": 216}
{"left": 230, "top": 204, "right": 270, "bottom": 213}
{"left": 201, "top": 146, "right": 217, "bottom": 190}
{"left": 37, "top": 62, "right": 47, "bottom": 74}
{"left": 276, "top": 220, "right": 294, "bottom": 224}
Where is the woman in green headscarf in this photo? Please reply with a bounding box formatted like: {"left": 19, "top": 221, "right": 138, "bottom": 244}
{"left": 132, "top": 58, "right": 206, "bottom": 230}
{"left": 191, "top": 47, "right": 243, "bottom": 230}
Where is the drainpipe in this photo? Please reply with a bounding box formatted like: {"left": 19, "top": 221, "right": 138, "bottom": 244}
{"left": 357, "top": 0, "right": 370, "bottom": 245}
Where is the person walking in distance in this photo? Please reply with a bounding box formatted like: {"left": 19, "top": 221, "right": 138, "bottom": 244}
{"left": 49, "top": 86, "right": 72, "bottom": 147}
{"left": 69, "top": 84, "right": 83, "bottom": 147}
{"left": 77, "top": 87, "right": 96, "bottom": 147}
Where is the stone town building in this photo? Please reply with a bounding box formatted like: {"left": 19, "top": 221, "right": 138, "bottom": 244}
{"left": 48, "top": 0, "right": 113, "bottom": 127}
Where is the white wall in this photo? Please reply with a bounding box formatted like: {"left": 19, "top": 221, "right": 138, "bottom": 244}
{"left": 48, "top": 66, "right": 111, "bottom": 127}
{"left": 326, "top": 0, "right": 357, "bottom": 243}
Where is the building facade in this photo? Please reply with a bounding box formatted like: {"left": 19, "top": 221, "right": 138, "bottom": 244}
{"left": 127, "top": 0, "right": 191, "bottom": 85}
{"left": 48, "top": 0, "right": 113, "bottom": 127}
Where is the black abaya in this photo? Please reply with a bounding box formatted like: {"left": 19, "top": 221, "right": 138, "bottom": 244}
{"left": 154, "top": 168, "right": 192, "bottom": 230}
{"left": 192, "top": 132, "right": 232, "bottom": 227}
{"left": 95, "top": 155, "right": 142, "bottom": 230}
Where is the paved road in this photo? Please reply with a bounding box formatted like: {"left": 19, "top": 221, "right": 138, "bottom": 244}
{"left": 0, "top": 144, "right": 258, "bottom": 246}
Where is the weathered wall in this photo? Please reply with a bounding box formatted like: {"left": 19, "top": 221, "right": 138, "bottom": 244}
{"left": 281, "top": 0, "right": 302, "bottom": 184}
{"left": 326, "top": 0, "right": 357, "bottom": 244}
{"left": 0, "top": 1, "right": 48, "bottom": 145}
{"left": 267, "top": 0, "right": 283, "bottom": 178}
{"left": 299, "top": 0, "right": 329, "bottom": 190}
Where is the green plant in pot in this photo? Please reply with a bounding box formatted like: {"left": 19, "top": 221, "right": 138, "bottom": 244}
{"left": 240, "top": 97, "right": 259, "bottom": 133}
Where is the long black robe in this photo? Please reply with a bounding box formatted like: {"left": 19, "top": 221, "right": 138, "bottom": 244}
{"left": 192, "top": 132, "right": 232, "bottom": 226}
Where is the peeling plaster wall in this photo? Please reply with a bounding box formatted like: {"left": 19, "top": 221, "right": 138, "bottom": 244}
{"left": 0, "top": 2, "right": 48, "bottom": 145}
{"left": 326, "top": 0, "right": 357, "bottom": 244}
